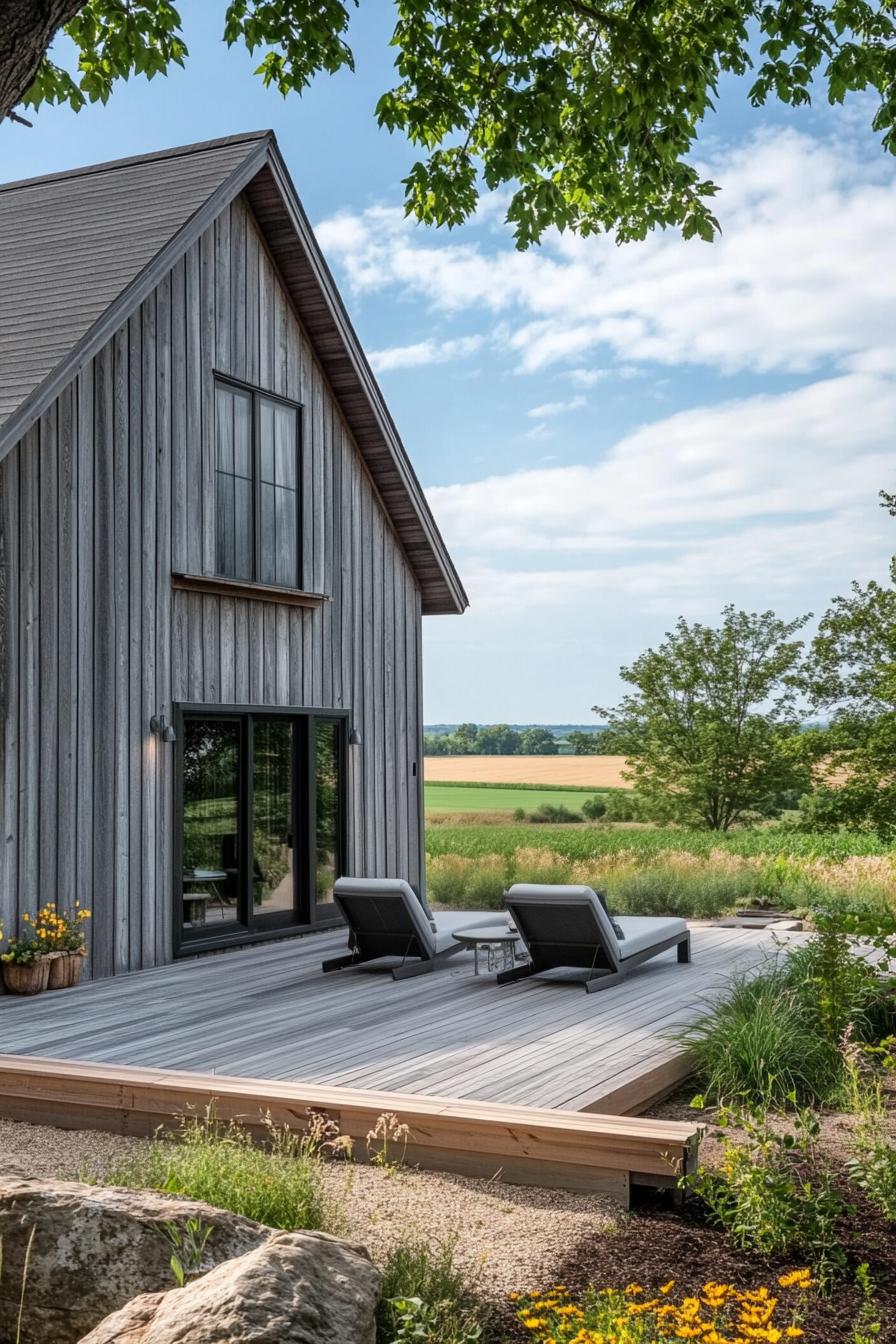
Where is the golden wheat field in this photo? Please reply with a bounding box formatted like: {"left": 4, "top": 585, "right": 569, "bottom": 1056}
{"left": 422, "top": 754, "right": 632, "bottom": 788}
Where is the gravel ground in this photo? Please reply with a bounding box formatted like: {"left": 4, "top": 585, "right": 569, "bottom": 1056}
{"left": 0, "top": 1119, "right": 617, "bottom": 1301}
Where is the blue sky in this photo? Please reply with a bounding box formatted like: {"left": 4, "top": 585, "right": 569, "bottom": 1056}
{"left": 2, "top": 8, "right": 894, "bottom": 723}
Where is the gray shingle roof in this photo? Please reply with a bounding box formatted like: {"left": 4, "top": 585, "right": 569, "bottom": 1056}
{"left": 0, "top": 131, "right": 466, "bottom": 615}
{"left": 0, "top": 131, "right": 268, "bottom": 427}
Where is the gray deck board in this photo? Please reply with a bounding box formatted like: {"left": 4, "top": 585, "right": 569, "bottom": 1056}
{"left": 0, "top": 924, "right": 798, "bottom": 1111}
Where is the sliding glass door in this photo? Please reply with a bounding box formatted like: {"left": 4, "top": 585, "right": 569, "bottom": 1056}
{"left": 177, "top": 708, "right": 345, "bottom": 951}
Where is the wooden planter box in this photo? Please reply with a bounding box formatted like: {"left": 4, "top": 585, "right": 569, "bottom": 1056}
{"left": 2, "top": 958, "right": 51, "bottom": 996}
{"left": 47, "top": 952, "right": 86, "bottom": 990}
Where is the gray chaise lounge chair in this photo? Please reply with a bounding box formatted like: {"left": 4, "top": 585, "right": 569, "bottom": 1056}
{"left": 499, "top": 883, "right": 690, "bottom": 993}
{"left": 323, "top": 877, "right": 496, "bottom": 980}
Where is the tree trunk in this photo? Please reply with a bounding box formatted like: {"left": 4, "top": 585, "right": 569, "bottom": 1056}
{"left": 0, "top": 0, "right": 86, "bottom": 124}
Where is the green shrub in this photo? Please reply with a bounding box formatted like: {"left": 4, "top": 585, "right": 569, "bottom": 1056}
{"left": 783, "top": 913, "right": 895, "bottom": 1051}
{"left": 599, "top": 791, "right": 665, "bottom": 822}
{"left": 682, "top": 910, "right": 895, "bottom": 1110}
{"left": 101, "top": 1109, "right": 348, "bottom": 1233}
{"left": 681, "top": 967, "right": 841, "bottom": 1108}
{"left": 686, "top": 1103, "right": 848, "bottom": 1283}
{"left": 581, "top": 796, "right": 606, "bottom": 821}
{"left": 528, "top": 803, "right": 583, "bottom": 824}
{"left": 378, "top": 1239, "right": 486, "bottom": 1344}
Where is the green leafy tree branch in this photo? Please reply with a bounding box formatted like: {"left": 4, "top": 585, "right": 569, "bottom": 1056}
{"left": 2, "top": 1, "right": 896, "bottom": 245}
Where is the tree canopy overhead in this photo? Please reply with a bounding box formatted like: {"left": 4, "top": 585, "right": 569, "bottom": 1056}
{"left": 2, "top": 0, "right": 895, "bottom": 246}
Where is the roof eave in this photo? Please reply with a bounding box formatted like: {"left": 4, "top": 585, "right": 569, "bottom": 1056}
{"left": 260, "top": 143, "right": 468, "bottom": 617}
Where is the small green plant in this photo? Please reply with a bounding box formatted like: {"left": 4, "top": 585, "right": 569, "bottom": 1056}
{"left": 386, "top": 1296, "right": 483, "bottom": 1343}
{"left": 366, "top": 1111, "right": 411, "bottom": 1173}
{"left": 102, "top": 1107, "right": 351, "bottom": 1233}
{"left": 378, "top": 1239, "right": 486, "bottom": 1344}
{"left": 580, "top": 796, "right": 607, "bottom": 821}
{"left": 160, "top": 1218, "right": 214, "bottom": 1287}
{"left": 850, "top": 1263, "right": 882, "bottom": 1343}
{"left": 685, "top": 1101, "right": 848, "bottom": 1282}
{"left": 842, "top": 1033, "right": 896, "bottom": 1221}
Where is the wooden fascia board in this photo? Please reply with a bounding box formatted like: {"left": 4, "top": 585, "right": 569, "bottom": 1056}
{"left": 263, "top": 145, "right": 468, "bottom": 617}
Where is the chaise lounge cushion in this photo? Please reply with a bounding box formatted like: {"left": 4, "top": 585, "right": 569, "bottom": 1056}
{"left": 333, "top": 877, "right": 496, "bottom": 962}
{"left": 613, "top": 915, "right": 688, "bottom": 959}
{"left": 504, "top": 884, "right": 688, "bottom": 968}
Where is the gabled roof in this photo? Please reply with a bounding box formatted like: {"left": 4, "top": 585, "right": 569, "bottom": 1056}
{"left": 0, "top": 131, "right": 467, "bottom": 616}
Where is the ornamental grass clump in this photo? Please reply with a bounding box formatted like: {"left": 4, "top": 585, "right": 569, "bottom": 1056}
{"left": 512, "top": 1271, "right": 813, "bottom": 1344}
{"left": 681, "top": 909, "right": 895, "bottom": 1110}
{"left": 102, "top": 1107, "right": 350, "bottom": 1233}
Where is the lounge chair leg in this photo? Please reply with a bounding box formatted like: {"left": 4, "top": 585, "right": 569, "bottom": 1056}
{"left": 585, "top": 970, "right": 624, "bottom": 993}
{"left": 496, "top": 962, "right": 535, "bottom": 986}
{"left": 391, "top": 959, "right": 434, "bottom": 980}
{"left": 677, "top": 935, "right": 691, "bottom": 964}
{"left": 321, "top": 953, "right": 360, "bottom": 973}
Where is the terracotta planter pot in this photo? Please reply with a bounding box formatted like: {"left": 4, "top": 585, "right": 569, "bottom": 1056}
{"left": 47, "top": 951, "right": 86, "bottom": 990}
{"left": 2, "top": 957, "right": 51, "bottom": 995}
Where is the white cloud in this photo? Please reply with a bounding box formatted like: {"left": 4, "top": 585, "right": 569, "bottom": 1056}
{"left": 425, "top": 369, "right": 895, "bottom": 606}
{"left": 522, "top": 422, "right": 554, "bottom": 443}
{"left": 568, "top": 368, "right": 610, "bottom": 387}
{"left": 318, "top": 129, "right": 896, "bottom": 379}
{"left": 527, "top": 395, "right": 586, "bottom": 419}
{"left": 368, "top": 334, "right": 483, "bottom": 373}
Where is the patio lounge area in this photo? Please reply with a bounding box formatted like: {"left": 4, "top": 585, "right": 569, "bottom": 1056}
{"left": 0, "top": 923, "right": 794, "bottom": 1115}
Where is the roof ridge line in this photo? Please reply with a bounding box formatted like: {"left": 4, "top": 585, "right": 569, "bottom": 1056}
{"left": 0, "top": 130, "right": 273, "bottom": 195}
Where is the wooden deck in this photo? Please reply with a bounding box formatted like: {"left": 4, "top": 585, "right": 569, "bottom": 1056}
{"left": 0, "top": 923, "right": 792, "bottom": 1114}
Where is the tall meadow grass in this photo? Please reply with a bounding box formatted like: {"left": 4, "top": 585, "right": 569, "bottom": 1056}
{"left": 426, "top": 838, "right": 896, "bottom": 919}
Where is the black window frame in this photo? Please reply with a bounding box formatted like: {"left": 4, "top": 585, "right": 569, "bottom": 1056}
{"left": 173, "top": 704, "right": 348, "bottom": 958}
{"left": 213, "top": 373, "right": 304, "bottom": 589}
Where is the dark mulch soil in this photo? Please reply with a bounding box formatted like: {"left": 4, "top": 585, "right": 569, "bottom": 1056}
{"left": 496, "top": 1184, "right": 896, "bottom": 1344}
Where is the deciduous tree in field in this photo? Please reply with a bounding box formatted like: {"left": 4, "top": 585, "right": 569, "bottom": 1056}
{"left": 595, "top": 606, "right": 811, "bottom": 831}
{"left": 476, "top": 723, "right": 523, "bottom": 755}
{"left": 519, "top": 727, "right": 559, "bottom": 755}
{"left": 567, "top": 731, "right": 603, "bottom": 756}
{"left": 799, "top": 541, "right": 896, "bottom": 838}
{"left": 3, "top": 2, "right": 896, "bottom": 245}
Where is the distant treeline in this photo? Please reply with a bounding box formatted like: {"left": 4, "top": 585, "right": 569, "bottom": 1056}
{"left": 423, "top": 723, "right": 610, "bottom": 756}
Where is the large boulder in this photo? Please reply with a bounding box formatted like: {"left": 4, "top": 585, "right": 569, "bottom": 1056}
{"left": 78, "top": 1230, "right": 381, "bottom": 1344}
{"left": 0, "top": 1178, "right": 270, "bottom": 1344}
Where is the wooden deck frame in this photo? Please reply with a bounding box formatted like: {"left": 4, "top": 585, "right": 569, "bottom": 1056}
{"left": 0, "top": 1054, "right": 700, "bottom": 1207}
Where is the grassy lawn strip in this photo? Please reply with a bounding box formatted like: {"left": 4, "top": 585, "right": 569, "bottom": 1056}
{"left": 424, "top": 784, "right": 610, "bottom": 813}
{"left": 425, "top": 781, "right": 620, "bottom": 794}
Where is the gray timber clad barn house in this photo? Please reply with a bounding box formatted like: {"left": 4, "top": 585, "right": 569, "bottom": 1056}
{"left": 0, "top": 131, "right": 466, "bottom": 980}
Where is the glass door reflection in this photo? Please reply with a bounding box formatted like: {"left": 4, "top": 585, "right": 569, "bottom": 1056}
{"left": 314, "top": 719, "right": 342, "bottom": 919}
{"left": 252, "top": 719, "right": 297, "bottom": 924}
{"left": 181, "top": 718, "right": 245, "bottom": 934}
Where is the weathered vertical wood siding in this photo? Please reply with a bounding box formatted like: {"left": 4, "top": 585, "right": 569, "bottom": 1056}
{"left": 0, "top": 194, "right": 425, "bottom": 979}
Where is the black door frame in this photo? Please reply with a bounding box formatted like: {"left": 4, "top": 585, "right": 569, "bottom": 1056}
{"left": 173, "top": 703, "right": 348, "bottom": 958}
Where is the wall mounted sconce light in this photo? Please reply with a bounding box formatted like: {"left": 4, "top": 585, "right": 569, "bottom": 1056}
{"left": 348, "top": 726, "right": 362, "bottom": 747}
{"left": 149, "top": 711, "right": 177, "bottom": 744}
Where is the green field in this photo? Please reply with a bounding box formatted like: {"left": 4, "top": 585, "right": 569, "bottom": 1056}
{"left": 424, "top": 783, "right": 604, "bottom": 813}
{"left": 425, "top": 823, "right": 892, "bottom": 861}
